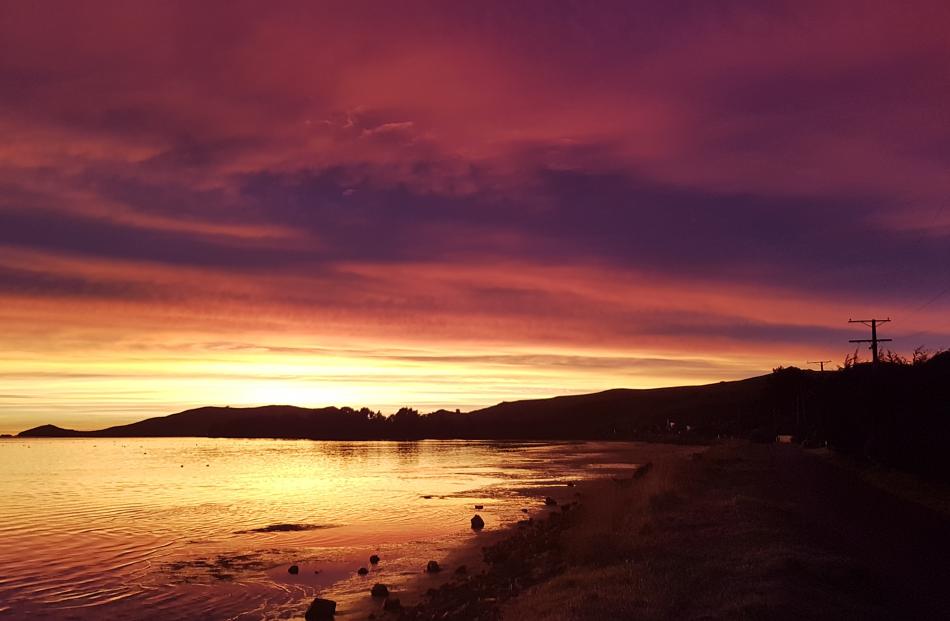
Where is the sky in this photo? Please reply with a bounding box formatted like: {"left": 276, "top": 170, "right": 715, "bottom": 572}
{"left": 2, "top": 1, "right": 950, "bottom": 432}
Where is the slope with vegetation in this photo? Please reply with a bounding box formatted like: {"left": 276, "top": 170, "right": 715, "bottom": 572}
{"left": 18, "top": 351, "right": 950, "bottom": 479}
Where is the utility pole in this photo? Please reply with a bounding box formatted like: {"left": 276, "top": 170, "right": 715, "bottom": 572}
{"left": 807, "top": 360, "right": 832, "bottom": 371}
{"left": 848, "top": 318, "right": 892, "bottom": 366}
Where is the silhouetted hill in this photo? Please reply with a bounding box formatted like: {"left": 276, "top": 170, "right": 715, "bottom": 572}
{"left": 18, "top": 424, "right": 84, "bottom": 437}
{"left": 15, "top": 375, "right": 776, "bottom": 441}
{"left": 459, "top": 376, "right": 772, "bottom": 439}
{"left": 20, "top": 405, "right": 384, "bottom": 440}
{"left": 16, "top": 352, "right": 950, "bottom": 479}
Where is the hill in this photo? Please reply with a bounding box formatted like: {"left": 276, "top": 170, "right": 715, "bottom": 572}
{"left": 18, "top": 375, "right": 775, "bottom": 441}
{"left": 460, "top": 375, "right": 772, "bottom": 438}
{"left": 18, "top": 424, "right": 84, "bottom": 437}
{"left": 17, "top": 351, "right": 950, "bottom": 479}
{"left": 19, "top": 405, "right": 384, "bottom": 440}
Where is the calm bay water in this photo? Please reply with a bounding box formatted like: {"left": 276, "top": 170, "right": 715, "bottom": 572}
{"left": 0, "top": 438, "right": 656, "bottom": 620}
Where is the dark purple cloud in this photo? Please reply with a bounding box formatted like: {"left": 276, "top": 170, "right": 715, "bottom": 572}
{"left": 1, "top": 0, "right": 949, "bottom": 429}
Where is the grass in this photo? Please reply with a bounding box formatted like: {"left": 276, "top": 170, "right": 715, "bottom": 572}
{"left": 392, "top": 441, "right": 949, "bottom": 620}
{"left": 501, "top": 444, "right": 905, "bottom": 620}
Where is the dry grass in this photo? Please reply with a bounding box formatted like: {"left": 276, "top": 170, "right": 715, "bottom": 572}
{"left": 817, "top": 448, "right": 950, "bottom": 518}
{"left": 502, "top": 444, "right": 899, "bottom": 621}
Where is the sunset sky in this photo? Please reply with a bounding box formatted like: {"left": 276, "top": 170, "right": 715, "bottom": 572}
{"left": 2, "top": 1, "right": 950, "bottom": 433}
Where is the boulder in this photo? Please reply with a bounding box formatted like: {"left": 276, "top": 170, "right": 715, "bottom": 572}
{"left": 357, "top": 567, "right": 368, "bottom": 575}
{"left": 425, "top": 560, "right": 440, "bottom": 573}
{"left": 470, "top": 514, "right": 485, "bottom": 530}
{"left": 544, "top": 497, "right": 558, "bottom": 506}
{"left": 371, "top": 583, "right": 389, "bottom": 598}
{"left": 288, "top": 564, "right": 299, "bottom": 575}
{"left": 633, "top": 462, "right": 653, "bottom": 479}
{"left": 383, "top": 598, "right": 402, "bottom": 612}
{"left": 369, "top": 554, "right": 380, "bottom": 565}
{"left": 305, "top": 597, "right": 336, "bottom": 620}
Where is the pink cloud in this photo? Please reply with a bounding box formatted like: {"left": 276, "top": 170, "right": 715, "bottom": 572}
{"left": 1, "top": 1, "right": 949, "bottom": 429}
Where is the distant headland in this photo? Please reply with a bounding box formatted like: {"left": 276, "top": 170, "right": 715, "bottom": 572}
{"left": 17, "top": 351, "right": 950, "bottom": 481}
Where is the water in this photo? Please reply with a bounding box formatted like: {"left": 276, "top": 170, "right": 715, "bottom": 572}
{"left": 0, "top": 438, "right": 656, "bottom": 620}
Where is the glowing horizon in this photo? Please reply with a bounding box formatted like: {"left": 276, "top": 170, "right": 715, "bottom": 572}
{"left": 2, "top": 1, "right": 950, "bottom": 433}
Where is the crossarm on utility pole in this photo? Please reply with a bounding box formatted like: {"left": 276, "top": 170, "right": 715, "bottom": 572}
{"left": 848, "top": 318, "right": 892, "bottom": 366}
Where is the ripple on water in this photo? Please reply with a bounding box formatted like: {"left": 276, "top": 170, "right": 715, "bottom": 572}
{"left": 0, "top": 438, "right": 665, "bottom": 620}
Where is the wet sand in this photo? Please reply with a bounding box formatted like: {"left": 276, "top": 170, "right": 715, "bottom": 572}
{"left": 321, "top": 442, "right": 701, "bottom": 621}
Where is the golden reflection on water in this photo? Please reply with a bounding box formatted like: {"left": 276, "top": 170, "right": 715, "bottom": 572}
{"left": 0, "top": 438, "right": 650, "bottom": 620}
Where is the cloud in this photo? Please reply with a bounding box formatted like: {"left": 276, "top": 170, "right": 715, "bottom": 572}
{"left": 1, "top": 1, "right": 949, "bottom": 429}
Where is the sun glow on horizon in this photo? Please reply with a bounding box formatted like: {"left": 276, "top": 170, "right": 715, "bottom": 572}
{"left": 0, "top": 333, "right": 786, "bottom": 433}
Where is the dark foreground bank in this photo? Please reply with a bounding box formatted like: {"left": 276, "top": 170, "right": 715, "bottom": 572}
{"left": 357, "top": 442, "right": 950, "bottom": 621}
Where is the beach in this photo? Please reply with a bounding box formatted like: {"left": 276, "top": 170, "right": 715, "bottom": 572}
{"left": 378, "top": 442, "right": 950, "bottom": 620}
{"left": 5, "top": 437, "right": 949, "bottom": 619}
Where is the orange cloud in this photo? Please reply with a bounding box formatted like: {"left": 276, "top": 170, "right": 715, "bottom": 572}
{"left": 2, "top": 1, "right": 949, "bottom": 431}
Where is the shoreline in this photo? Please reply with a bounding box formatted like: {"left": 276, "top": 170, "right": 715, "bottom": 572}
{"left": 348, "top": 451, "right": 690, "bottom": 621}
{"left": 329, "top": 442, "right": 701, "bottom": 621}
{"left": 324, "top": 487, "right": 574, "bottom": 620}
{"left": 349, "top": 441, "right": 950, "bottom": 621}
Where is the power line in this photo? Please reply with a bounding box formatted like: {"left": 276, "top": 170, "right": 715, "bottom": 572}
{"left": 807, "top": 360, "right": 832, "bottom": 371}
{"left": 914, "top": 282, "right": 950, "bottom": 312}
